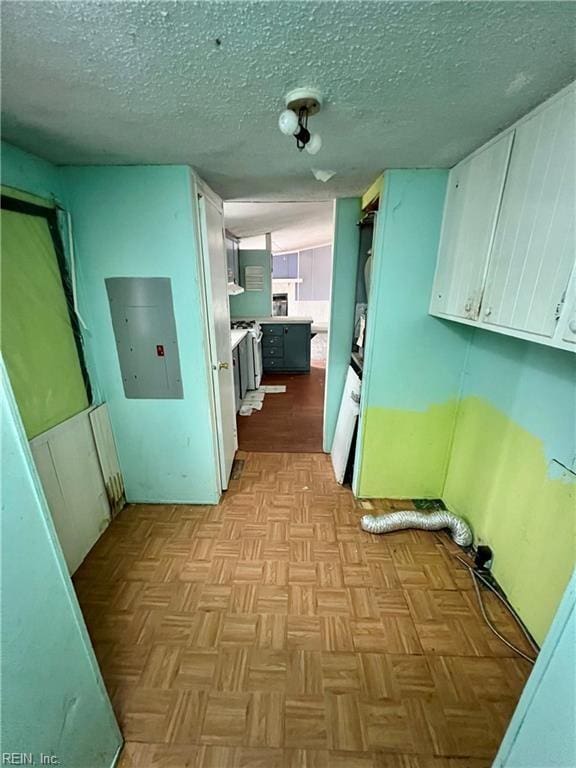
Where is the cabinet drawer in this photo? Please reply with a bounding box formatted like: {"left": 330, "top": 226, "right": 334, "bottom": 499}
{"left": 263, "top": 346, "right": 283, "bottom": 358}
{"left": 262, "top": 324, "right": 284, "bottom": 336}
{"left": 263, "top": 357, "right": 282, "bottom": 370}
{"left": 263, "top": 335, "right": 284, "bottom": 348}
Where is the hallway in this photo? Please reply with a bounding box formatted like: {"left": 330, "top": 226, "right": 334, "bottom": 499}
{"left": 73, "top": 452, "right": 532, "bottom": 768}
{"left": 237, "top": 366, "right": 325, "bottom": 453}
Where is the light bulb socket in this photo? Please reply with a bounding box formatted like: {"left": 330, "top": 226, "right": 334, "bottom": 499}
{"left": 294, "top": 125, "right": 311, "bottom": 150}
{"left": 279, "top": 96, "right": 323, "bottom": 154}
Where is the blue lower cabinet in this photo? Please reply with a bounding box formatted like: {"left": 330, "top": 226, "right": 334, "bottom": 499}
{"left": 263, "top": 345, "right": 283, "bottom": 358}
{"left": 262, "top": 356, "right": 281, "bottom": 371}
{"left": 263, "top": 334, "right": 283, "bottom": 348}
{"left": 262, "top": 323, "right": 311, "bottom": 373}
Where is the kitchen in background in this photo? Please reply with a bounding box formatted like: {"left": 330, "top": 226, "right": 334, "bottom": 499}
{"left": 272, "top": 245, "right": 332, "bottom": 362}
{"left": 223, "top": 205, "right": 333, "bottom": 452}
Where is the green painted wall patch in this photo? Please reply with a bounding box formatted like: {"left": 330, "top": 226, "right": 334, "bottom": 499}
{"left": 358, "top": 401, "right": 459, "bottom": 499}
{"left": 444, "top": 396, "right": 575, "bottom": 645}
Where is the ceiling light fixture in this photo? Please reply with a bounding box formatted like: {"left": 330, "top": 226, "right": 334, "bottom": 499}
{"left": 278, "top": 87, "right": 323, "bottom": 155}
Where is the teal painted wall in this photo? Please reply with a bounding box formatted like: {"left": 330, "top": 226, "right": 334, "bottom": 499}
{"left": 355, "top": 170, "right": 471, "bottom": 497}
{"left": 352, "top": 167, "right": 574, "bottom": 640}
{"left": 351, "top": 167, "right": 574, "bottom": 641}
{"left": 453, "top": 330, "right": 575, "bottom": 469}
{"left": 61, "top": 166, "right": 220, "bottom": 504}
{"left": 229, "top": 249, "right": 272, "bottom": 318}
{"left": 1, "top": 140, "right": 64, "bottom": 201}
{"left": 495, "top": 570, "right": 576, "bottom": 767}
{"left": 323, "top": 198, "right": 361, "bottom": 452}
{"left": 1, "top": 359, "right": 121, "bottom": 767}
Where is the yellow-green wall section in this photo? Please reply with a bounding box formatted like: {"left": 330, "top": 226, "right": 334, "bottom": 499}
{"left": 359, "top": 402, "right": 459, "bottom": 499}
{"left": 445, "top": 397, "right": 574, "bottom": 644}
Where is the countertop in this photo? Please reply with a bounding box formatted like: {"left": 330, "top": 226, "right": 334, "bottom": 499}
{"left": 232, "top": 316, "right": 313, "bottom": 325}
{"left": 230, "top": 328, "right": 248, "bottom": 350}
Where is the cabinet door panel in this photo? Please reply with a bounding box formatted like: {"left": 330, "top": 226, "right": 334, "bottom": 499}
{"left": 225, "top": 236, "right": 239, "bottom": 283}
{"left": 226, "top": 237, "right": 235, "bottom": 282}
{"left": 283, "top": 324, "right": 311, "bottom": 371}
{"left": 430, "top": 132, "right": 513, "bottom": 320}
{"left": 481, "top": 90, "right": 576, "bottom": 337}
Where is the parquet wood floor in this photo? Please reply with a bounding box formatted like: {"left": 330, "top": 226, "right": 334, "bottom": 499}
{"left": 73, "top": 452, "right": 534, "bottom": 768}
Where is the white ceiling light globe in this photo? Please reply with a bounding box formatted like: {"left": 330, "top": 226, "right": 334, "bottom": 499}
{"left": 278, "top": 109, "right": 299, "bottom": 136}
{"left": 306, "top": 133, "right": 322, "bottom": 155}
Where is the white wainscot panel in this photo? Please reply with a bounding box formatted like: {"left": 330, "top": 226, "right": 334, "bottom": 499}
{"left": 30, "top": 407, "right": 111, "bottom": 574}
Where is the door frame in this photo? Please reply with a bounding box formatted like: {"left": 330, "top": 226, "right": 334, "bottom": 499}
{"left": 189, "top": 170, "right": 232, "bottom": 494}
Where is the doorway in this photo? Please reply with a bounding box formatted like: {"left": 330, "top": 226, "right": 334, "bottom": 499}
{"left": 223, "top": 201, "right": 334, "bottom": 453}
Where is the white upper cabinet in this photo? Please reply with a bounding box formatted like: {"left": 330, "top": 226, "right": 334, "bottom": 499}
{"left": 430, "top": 83, "right": 576, "bottom": 352}
{"left": 430, "top": 133, "right": 513, "bottom": 321}
{"left": 481, "top": 89, "right": 575, "bottom": 338}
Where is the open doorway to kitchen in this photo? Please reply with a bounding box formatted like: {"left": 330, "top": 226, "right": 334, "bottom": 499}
{"left": 223, "top": 200, "right": 333, "bottom": 453}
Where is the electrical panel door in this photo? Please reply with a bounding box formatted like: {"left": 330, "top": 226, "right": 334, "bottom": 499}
{"left": 105, "top": 277, "right": 183, "bottom": 399}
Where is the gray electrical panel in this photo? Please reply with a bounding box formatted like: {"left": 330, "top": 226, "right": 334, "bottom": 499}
{"left": 105, "top": 277, "right": 183, "bottom": 399}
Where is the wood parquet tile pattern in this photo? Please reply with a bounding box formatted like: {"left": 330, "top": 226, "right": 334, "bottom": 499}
{"left": 73, "top": 453, "right": 533, "bottom": 768}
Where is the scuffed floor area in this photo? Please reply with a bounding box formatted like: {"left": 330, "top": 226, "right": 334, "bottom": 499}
{"left": 73, "top": 452, "right": 533, "bottom": 767}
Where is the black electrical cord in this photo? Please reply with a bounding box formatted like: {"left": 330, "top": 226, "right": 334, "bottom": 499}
{"left": 295, "top": 107, "right": 310, "bottom": 151}
{"left": 454, "top": 553, "right": 538, "bottom": 665}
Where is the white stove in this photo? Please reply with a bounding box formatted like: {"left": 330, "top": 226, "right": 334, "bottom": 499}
{"left": 231, "top": 320, "right": 263, "bottom": 390}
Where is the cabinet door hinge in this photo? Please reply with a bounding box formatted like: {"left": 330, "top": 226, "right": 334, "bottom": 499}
{"left": 555, "top": 290, "right": 567, "bottom": 322}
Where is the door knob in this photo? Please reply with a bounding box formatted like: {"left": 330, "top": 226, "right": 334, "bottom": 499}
{"left": 569, "top": 319, "right": 576, "bottom": 334}
{"left": 218, "top": 361, "right": 229, "bottom": 370}
{"left": 484, "top": 307, "right": 492, "bottom": 317}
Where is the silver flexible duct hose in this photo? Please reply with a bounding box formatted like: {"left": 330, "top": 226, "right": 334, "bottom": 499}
{"left": 360, "top": 510, "right": 473, "bottom": 547}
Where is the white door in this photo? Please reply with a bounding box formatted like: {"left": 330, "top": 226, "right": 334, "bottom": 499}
{"left": 430, "top": 132, "right": 513, "bottom": 321}
{"left": 331, "top": 366, "right": 361, "bottom": 484}
{"left": 198, "top": 193, "right": 237, "bottom": 489}
{"left": 480, "top": 89, "right": 576, "bottom": 338}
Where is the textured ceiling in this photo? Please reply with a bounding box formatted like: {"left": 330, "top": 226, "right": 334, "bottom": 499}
{"left": 224, "top": 201, "right": 333, "bottom": 251}
{"left": 2, "top": 1, "right": 575, "bottom": 200}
